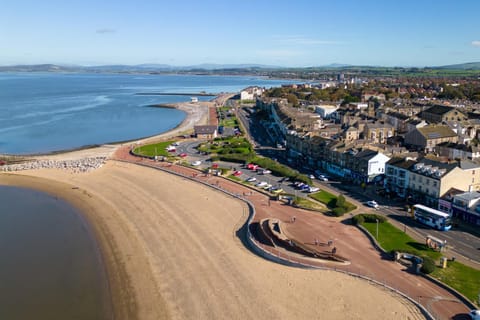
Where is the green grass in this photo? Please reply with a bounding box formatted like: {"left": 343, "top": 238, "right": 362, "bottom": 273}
{"left": 360, "top": 218, "right": 479, "bottom": 304}
{"left": 309, "top": 190, "right": 337, "bottom": 207}
{"left": 133, "top": 140, "right": 176, "bottom": 157}
{"left": 308, "top": 190, "right": 356, "bottom": 214}
{"left": 432, "top": 261, "right": 480, "bottom": 304}
{"left": 361, "top": 221, "right": 441, "bottom": 260}
{"left": 293, "top": 197, "right": 327, "bottom": 212}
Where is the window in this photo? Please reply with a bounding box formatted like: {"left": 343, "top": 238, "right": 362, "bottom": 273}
{"left": 433, "top": 181, "right": 437, "bottom": 187}
{"left": 426, "top": 179, "right": 430, "bottom": 185}
{"left": 412, "top": 175, "right": 416, "bottom": 181}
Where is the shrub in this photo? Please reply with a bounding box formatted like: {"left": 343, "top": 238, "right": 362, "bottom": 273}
{"left": 421, "top": 256, "right": 436, "bottom": 274}
{"left": 361, "top": 214, "right": 386, "bottom": 223}
{"left": 336, "top": 194, "right": 346, "bottom": 207}
{"left": 332, "top": 207, "right": 347, "bottom": 217}
{"left": 352, "top": 215, "right": 365, "bottom": 225}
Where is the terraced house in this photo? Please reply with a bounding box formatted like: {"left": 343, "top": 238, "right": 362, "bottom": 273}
{"left": 385, "top": 157, "right": 480, "bottom": 208}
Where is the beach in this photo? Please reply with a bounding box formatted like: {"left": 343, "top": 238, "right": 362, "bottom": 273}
{"left": 0, "top": 96, "right": 425, "bottom": 319}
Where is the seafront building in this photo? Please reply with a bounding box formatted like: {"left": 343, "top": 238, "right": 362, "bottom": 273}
{"left": 254, "top": 85, "right": 480, "bottom": 225}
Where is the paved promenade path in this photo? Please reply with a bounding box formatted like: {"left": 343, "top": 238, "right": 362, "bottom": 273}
{"left": 113, "top": 145, "right": 472, "bottom": 320}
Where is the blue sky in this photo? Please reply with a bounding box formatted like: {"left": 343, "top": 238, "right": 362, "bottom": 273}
{"left": 1, "top": 0, "right": 479, "bottom": 67}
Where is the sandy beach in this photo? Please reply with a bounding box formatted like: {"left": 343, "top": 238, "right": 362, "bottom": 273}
{"left": 1, "top": 162, "right": 425, "bottom": 320}
{"left": 0, "top": 94, "right": 428, "bottom": 319}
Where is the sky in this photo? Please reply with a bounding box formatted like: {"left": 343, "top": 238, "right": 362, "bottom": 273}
{"left": 1, "top": 0, "right": 479, "bottom": 67}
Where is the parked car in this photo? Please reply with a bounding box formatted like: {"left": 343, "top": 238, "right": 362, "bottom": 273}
{"left": 258, "top": 169, "right": 272, "bottom": 175}
{"left": 246, "top": 177, "right": 257, "bottom": 182}
{"left": 271, "top": 187, "right": 284, "bottom": 194}
{"left": 263, "top": 184, "right": 273, "bottom": 190}
{"left": 307, "top": 186, "right": 320, "bottom": 193}
{"left": 178, "top": 153, "right": 187, "bottom": 158}
{"left": 299, "top": 184, "right": 310, "bottom": 191}
{"left": 366, "top": 200, "right": 380, "bottom": 209}
{"left": 233, "top": 170, "right": 242, "bottom": 176}
{"left": 317, "top": 175, "right": 329, "bottom": 181}
{"left": 469, "top": 309, "right": 480, "bottom": 320}
{"left": 191, "top": 160, "right": 202, "bottom": 166}
{"left": 256, "top": 181, "right": 267, "bottom": 187}
{"left": 308, "top": 174, "right": 315, "bottom": 179}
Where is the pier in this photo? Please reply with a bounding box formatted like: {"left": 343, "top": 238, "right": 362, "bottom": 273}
{"left": 136, "top": 92, "right": 216, "bottom": 97}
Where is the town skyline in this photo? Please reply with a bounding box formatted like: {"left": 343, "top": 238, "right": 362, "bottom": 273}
{"left": 2, "top": 0, "right": 479, "bottom": 67}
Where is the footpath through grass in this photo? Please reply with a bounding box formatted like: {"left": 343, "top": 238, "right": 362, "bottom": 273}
{"left": 308, "top": 190, "right": 357, "bottom": 216}
{"left": 133, "top": 140, "right": 175, "bottom": 157}
{"left": 432, "top": 261, "right": 480, "bottom": 305}
{"left": 359, "top": 216, "right": 479, "bottom": 305}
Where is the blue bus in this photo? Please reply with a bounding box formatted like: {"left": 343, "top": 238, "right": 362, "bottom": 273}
{"left": 413, "top": 204, "right": 452, "bottom": 231}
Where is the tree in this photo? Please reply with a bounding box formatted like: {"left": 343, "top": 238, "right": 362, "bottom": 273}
{"left": 286, "top": 94, "right": 299, "bottom": 107}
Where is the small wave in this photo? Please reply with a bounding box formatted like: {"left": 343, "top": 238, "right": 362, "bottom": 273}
{"left": 8, "top": 95, "right": 112, "bottom": 120}
{"left": 0, "top": 114, "right": 69, "bottom": 134}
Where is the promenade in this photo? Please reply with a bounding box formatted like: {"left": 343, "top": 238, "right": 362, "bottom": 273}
{"left": 113, "top": 144, "right": 472, "bottom": 320}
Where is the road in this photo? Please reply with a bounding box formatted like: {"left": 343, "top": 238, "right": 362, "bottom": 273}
{"left": 235, "top": 102, "right": 480, "bottom": 266}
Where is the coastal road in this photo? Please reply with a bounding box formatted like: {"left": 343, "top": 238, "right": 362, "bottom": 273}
{"left": 112, "top": 145, "right": 473, "bottom": 319}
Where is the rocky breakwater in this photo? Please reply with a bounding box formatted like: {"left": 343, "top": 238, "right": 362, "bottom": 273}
{"left": 0, "top": 157, "right": 107, "bottom": 173}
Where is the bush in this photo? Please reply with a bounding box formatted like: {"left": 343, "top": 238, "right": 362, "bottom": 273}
{"left": 336, "top": 194, "right": 346, "bottom": 207}
{"left": 332, "top": 207, "right": 347, "bottom": 216}
{"left": 352, "top": 215, "right": 365, "bottom": 225}
{"left": 361, "top": 214, "right": 386, "bottom": 223}
{"left": 421, "top": 256, "right": 436, "bottom": 274}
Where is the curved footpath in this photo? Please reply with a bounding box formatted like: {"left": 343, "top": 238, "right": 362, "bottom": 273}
{"left": 1, "top": 150, "right": 439, "bottom": 320}
{"left": 112, "top": 145, "right": 472, "bottom": 320}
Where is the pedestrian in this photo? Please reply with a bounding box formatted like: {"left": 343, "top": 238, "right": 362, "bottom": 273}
{"left": 314, "top": 238, "right": 319, "bottom": 246}
{"left": 328, "top": 240, "right": 333, "bottom": 247}
{"left": 332, "top": 247, "right": 337, "bottom": 254}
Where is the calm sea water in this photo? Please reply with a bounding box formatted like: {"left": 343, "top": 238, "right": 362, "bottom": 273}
{"left": 0, "top": 186, "right": 110, "bottom": 320}
{"left": 0, "top": 73, "right": 287, "bottom": 154}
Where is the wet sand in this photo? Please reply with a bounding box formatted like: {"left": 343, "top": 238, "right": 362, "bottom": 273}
{"left": 0, "top": 94, "right": 425, "bottom": 319}
{"left": 1, "top": 162, "right": 425, "bottom": 320}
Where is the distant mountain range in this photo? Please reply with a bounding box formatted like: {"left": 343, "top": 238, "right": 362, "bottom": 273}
{"left": 0, "top": 62, "right": 479, "bottom": 73}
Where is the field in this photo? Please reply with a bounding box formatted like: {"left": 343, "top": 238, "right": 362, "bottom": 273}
{"left": 132, "top": 140, "right": 176, "bottom": 157}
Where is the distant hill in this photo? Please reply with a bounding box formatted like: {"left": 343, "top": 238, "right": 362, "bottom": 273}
{"left": 435, "top": 62, "right": 480, "bottom": 70}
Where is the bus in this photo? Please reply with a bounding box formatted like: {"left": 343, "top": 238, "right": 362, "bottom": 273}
{"left": 413, "top": 204, "right": 452, "bottom": 231}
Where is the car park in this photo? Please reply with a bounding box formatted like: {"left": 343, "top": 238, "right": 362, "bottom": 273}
{"left": 366, "top": 200, "right": 380, "bottom": 209}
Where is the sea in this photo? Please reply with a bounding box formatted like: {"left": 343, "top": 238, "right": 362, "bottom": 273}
{"left": 0, "top": 186, "right": 109, "bottom": 320}
{"left": 0, "top": 73, "right": 288, "bottom": 155}
{"left": 0, "top": 73, "right": 290, "bottom": 319}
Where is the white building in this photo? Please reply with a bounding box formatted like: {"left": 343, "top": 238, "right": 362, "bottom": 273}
{"left": 240, "top": 86, "right": 264, "bottom": 101}
{"left": 315, "top": 104, "right": 339, "bottom": 119}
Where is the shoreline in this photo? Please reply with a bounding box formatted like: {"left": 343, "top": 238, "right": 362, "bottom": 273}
{"left": 0, "top": 94, "right": 227, "bottom": 319}
{"left": 0, "top": 96, "right": 217, "bottom": 159}
{"left": 0, "top": 162, "right": 428, "bottom": 320}
{"left": 0, "top": 174, "right": 136, "bottom": 319}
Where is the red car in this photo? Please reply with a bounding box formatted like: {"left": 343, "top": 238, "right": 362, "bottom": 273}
{"left": 178, "top": 153, "right": 187, "bottom": 157}
{"left": 233, "top": 170, "right": 242, "bottom": 176}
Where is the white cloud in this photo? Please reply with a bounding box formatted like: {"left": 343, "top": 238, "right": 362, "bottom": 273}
{"left": 472, "top": 40, "right": 480, "bottom": 47}
{"left": 96, "top": 28, "right": 116, "bottom": 34}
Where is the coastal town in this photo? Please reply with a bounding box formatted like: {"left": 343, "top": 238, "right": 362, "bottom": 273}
{"left": 2, "top": 72, "right": 480, "bottom": 320}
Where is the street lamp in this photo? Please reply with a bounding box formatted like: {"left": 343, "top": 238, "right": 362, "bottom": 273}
{"left": 376, "top": 218, "right": 379, "bottom": 240}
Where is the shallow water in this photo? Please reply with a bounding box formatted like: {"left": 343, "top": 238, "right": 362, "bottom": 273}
{"left": 0, "top": 73, "right": 288, "bottom": 154}
{"left": 0, "top": 186, "right": 110, "bottom": 320}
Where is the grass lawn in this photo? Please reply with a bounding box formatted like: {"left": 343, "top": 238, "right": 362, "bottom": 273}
{"left": 432, "top": 261, "right": 480, "bottom": 304}
{"left": 309, "top": 190, "right": 337, "bottom": 206}
{"left": 361, "top": 221, "right": 441, "bottom": 260}
{"left": 294, "top": 197, "right": 328, "bottom": 212}
{"left": 308, "top": 190, "right": 356, "bottom": 213}
{"left": 360, "top": 219, "right": 480, "bottom": 304}
{"left": 133, "top": 140, "right": 176, "bottom": 157}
